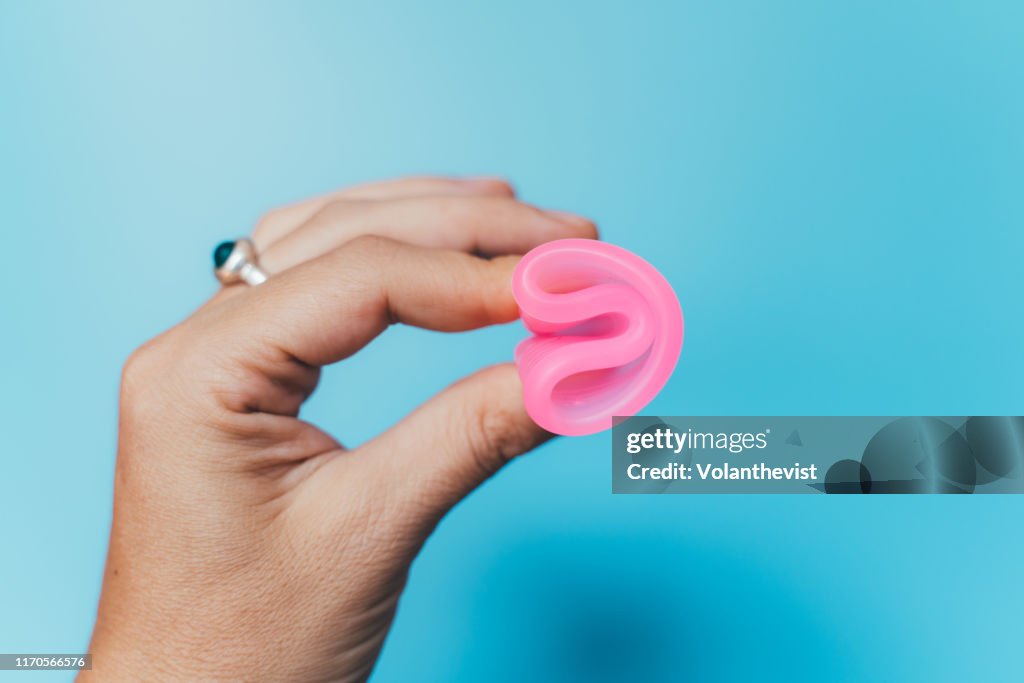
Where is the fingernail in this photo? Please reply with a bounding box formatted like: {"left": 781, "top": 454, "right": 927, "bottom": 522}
{"left": 544, "top": 209, "right": 593, "bottom": 227}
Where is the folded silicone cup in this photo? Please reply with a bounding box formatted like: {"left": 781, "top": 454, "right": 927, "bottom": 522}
{"left": 512, "top": 239, "right": 684, "bottom": 436}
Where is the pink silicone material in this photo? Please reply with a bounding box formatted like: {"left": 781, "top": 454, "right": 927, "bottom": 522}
{"left": 512, "top": 239, "right": 684, "bottom": 436}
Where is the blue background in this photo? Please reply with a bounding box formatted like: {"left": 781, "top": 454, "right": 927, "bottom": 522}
{"left": 2, "top": 1, "right": 1022, "bottom": 681}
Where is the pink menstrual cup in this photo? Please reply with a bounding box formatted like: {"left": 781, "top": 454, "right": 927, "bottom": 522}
{"left": 512, "top": 239, "right": 684, "bottom": 436}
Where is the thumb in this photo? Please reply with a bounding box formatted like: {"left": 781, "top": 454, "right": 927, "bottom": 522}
{"left": 365, "top": 363, "right": 551, "bottom": 521}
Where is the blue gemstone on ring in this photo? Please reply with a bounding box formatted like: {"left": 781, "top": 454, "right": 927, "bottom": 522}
{"left": 213, "top": 241, "right": 236, "bottom": 269}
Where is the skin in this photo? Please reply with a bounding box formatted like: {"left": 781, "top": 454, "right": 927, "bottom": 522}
{"left": 81, "top": 176, "right": 597, "bottom": 682}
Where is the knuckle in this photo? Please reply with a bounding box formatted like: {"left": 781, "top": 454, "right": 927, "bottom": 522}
{"left": 121, "top": 326, "right": 208, "bottom": 400}
{"left": 251, "top": 208, "right": 286, "bottom": 244}
{"left": 421, "top": 194, "right": 462, "bottom": 221}
{"left": 341, "top": 232, "right": 403, "bottom": 263}
{"left": 465, "top": 395, "right": 536, "bottom": 477}
{"left": 317, "top": 197, "right": 359, "bottom": 219}
{"left": 120, "top": 325, "right": 251, "bottom": 432}
{"left": 119, "top": 333, "right": 188, "bottom": 427}
{"left": 330, "top": 234, "right": 405, "bottom": 309}
{"left": 121, "top": 336, "right": 166, "bottom": 393}
{"left": 430, "top": 194, "right": 503, "bottom": 222}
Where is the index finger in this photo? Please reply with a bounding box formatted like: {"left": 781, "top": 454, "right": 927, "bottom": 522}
{"left": 219, "top": 235, "right": 523, "bottom": 369}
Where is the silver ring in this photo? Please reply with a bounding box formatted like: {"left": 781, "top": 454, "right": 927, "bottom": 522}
{"left": 213, "top": 238, "right": 268, "bottom": 286}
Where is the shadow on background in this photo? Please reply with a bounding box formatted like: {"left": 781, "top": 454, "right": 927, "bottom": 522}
{"left": 448, "top": 530, "right": 847, "bottom": 683}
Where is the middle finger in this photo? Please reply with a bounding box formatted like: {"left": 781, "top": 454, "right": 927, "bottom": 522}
{"left": 258, "top": 195, "right": 597, "bottom": 275}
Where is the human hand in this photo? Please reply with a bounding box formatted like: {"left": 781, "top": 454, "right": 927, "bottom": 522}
{"left": 82, "top": 177, "right": 597, "bottom": 682}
